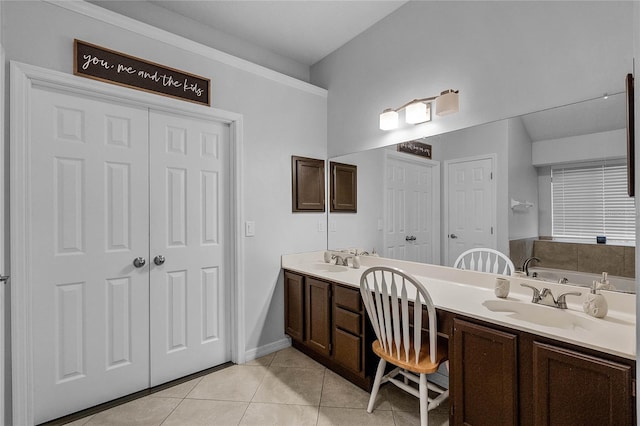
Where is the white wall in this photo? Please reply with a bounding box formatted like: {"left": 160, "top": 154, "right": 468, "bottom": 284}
{"left": 532, "top": 129, "right": 626, "bottom": 166}
{"left": 311, "top": 1, "right": 633, "bottom": 158}
{"left": 88, "top": 0, "right": 310, "bottom": 82}
{"left": 2, "top": 0, "right": 327, "bottom": 388}
{"left": 508, "top": 117, "right": 538, "bottom": 240}
{"left": 327, "top": 149, "right": 384, "bottom": 253}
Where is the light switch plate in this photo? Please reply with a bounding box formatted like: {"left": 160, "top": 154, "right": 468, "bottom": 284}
{"left": 245, "top": 221, "right": 255, "bottom": 237}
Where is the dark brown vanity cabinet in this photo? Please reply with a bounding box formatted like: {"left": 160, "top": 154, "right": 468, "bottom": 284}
{"left": 532, "top": 342, "right": 633, "bottom": 426}
{"left": 284, "top": 272, "right": 304, "bottom": 341}
{"left": 451, "top": 317, "right": 636, "bottom": 426}
{"left": 332, "top": 285, "right": 365, "bottom": 375}
{"left": 284, "top": 272, "right": 331, "bottom": 355}
{"left": 305, "top": 277, "right": 331, "bottom": 356}
{"left": 284, "top": 271, "right": 636, "bottom": 424}
{"left": 452, "top": 319, "right": 518, "bottom": 426}
{"left": 283, "top": 271, "right": 371, "bottom": 390}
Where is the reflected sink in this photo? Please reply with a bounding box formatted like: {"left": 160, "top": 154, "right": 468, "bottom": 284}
{"left": 482, "top": 299, "right": 593, "bottom": 330}
{"left": 311, "top": 263, "right": 349, "bottom": 273}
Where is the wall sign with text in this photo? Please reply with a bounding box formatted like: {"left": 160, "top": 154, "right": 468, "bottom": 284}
{"left": 397, "top": 140, "right": 432, "bottom": 159}
{"left": 74, "top": 39, "right": 210, "bottom": 106}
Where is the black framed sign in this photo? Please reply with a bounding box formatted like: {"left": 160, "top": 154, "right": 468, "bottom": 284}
{"left": 397, "top": 140, "right": 432, "bottom": 159}
{"left": 74, "top": 39, "right": 210, "bottom": 106}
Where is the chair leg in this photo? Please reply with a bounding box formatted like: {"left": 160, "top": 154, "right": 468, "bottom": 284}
{"left": 367, "top": 358, "right": 387, "bottom": 413}
{"left": 419, "top": 373, "right": 428, "bottom": 426}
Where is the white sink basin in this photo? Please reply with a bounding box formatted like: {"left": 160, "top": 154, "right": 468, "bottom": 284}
{"left": 310, "top": 263, "right": 349, "bottom": 273}
{"left": 482, "top": 299, "right": 593, "bottom": 330}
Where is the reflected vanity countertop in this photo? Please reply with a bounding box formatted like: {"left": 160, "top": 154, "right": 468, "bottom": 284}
{"left": 282, "top": 251, "right": 636, "bottom": 360}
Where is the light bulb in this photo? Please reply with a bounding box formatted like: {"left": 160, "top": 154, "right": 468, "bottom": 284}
{"left": 379, "top": 109, "right": 399, "bottom": 130}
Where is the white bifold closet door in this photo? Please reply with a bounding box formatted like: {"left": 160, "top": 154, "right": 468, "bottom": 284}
{"left": 29, "top": 87, "right": 229, "bottom": 424}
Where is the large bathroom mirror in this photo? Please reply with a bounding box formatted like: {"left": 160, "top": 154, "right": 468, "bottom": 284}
{"left": 327, "top": 91, "right": 635, "bottom": 293}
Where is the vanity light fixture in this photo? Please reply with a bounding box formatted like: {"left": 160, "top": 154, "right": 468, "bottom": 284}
{"left": 379, "top": 89, "right": 459, "bottom": 130}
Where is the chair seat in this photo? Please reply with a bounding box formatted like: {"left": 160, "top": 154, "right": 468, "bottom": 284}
{"left": 372, "top": 338, "right": 448, "bottom": 374}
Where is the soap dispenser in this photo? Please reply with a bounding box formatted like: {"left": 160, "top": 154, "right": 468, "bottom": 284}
{"left": 583, "top": 280, "right": 608, "bottom": 318}
{"left": 596, "top": 272, "right": 614, "bottom": 291}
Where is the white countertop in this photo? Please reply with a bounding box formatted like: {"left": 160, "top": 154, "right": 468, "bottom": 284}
{"left": 282, "top": 251, "right": 636, "bottom": 360}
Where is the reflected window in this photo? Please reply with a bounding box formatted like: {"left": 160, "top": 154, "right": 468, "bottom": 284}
{"left": 551, "top": 161, "right": 635, "bottom": 243}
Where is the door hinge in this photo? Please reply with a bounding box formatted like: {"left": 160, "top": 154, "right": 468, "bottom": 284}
{"left": 329, "top": 343, "right": 332, "bottom": 352}
{"left": 490, "top": 171, "right": 493, "bottom": 180}
{"left": 491, "top": 226, "right": 494, "bottom": 235}
{"left": 633, "top": 379, "right": 636, "bottom": 397}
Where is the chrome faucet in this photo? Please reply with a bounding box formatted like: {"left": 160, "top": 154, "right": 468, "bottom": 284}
{"left": 520, "top": 283, "right": 581, "bottom": 309}
{"left": 522, "top": 257, "right": 540, "bottom": 276}
{"left": 331, "top": 254, "right": 352, "bottom": 266}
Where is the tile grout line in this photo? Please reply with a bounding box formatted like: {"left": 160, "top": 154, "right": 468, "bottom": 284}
{"left": 314, "top": 367, "right": 327, "bottom": 426}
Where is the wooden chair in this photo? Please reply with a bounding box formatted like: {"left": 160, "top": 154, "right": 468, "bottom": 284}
{"left": 360, "top": 266, "right": 449, "bottom": 426}
{"left": 453, "top": 248, "right": 515, "bottom": 276}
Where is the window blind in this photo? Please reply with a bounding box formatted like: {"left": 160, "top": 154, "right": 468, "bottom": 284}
{"left": 551, "top": 163, "right": 635, "bottom": 242}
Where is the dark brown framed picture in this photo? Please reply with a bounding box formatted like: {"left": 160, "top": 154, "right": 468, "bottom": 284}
{"left": 626, "top": 73, "right": 635, "bottom": 197}
{"left": 330, "top": 162, "right": 357, "bottom": 212}
{"left": 291, "top": 156, "right": 325, "bottom": 212}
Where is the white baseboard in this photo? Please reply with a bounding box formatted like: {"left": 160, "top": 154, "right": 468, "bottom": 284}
{"left": 243, "top": 337, "right": 291, "bottom": 363}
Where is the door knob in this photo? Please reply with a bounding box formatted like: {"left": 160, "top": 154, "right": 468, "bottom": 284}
{"left": 154, "top": 255, "right": 166, "bottom": 266}
{"left": 405, "top": 236, "right": 417, "bottom": 241}
{"left": 133, "top": 257, "right": 146, "bottom": 268}
{"left": 449, "top": 234, "right": 458, "bottom": 239}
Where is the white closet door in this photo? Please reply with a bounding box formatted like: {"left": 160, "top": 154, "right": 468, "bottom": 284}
{"left": 446, "top": 156, "right": 495, "bottom": 265}
{"left": 30, "top": 88, "right": 150, "bottom": 424}
{"left": 149, "top": 110, "right": 230, "bottom": 386}
{"left": 384, "top": 154, "right": 438, "bottom": 264}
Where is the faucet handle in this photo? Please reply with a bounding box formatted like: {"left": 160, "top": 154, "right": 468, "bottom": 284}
{"left": 520, "top": 283, "right": 541, "bottom": 302}
{"left": 556, "top": 291, "right": 582, "bottom": 309}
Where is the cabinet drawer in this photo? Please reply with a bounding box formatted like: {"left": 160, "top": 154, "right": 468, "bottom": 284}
{"left": 334, "top": 328, "right": 362, "bottom": 373}
{"left": 335, "top": 307, "right": 361, "bottom": 335}
{"left": 334, "top": 285, "right": 361, "bottom": 312}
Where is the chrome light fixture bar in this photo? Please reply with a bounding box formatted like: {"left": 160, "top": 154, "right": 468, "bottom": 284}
{"left": 379, "top": 89, "right": 459, "bottom": 130}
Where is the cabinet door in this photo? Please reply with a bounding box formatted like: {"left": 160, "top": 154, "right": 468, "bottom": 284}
{"left": 291, "top": 156, "right": 325, "bottom": 212}
{"left": 330, "top": 161, "right": 357, "bottom": 212}
{"left": 284, "top": 272, "right": 305, "bottom": 341}
{"left": 533, "top": 342, "right": 633, "bottom": 426}
{"left": 452, "top": 319, "right": 518, "bottom": 426}
{"left": 305, "top": 278, "right": 331, "bottom": 356}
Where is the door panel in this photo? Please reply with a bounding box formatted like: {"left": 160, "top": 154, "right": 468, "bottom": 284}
{"left": 446, "top": 157, "right": 495, "bottom": 265}
{"left": 30, "top": 88, "right": 150, "bottom": 424}
{"left": 384, "top": 154, "right": 438, "bottom": 264}
{"left": 149, "top": 110, "right": 230, "bottom": 386}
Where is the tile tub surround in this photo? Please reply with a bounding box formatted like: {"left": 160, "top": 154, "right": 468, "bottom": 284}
{"left": 509, "top": 238, "right": 635, "bottom": 279}
{"left": 282, "top": 251, "right": 636, "bottom": 360}
{"left": 63, "top": 347, "right": 450, "bottom": 426}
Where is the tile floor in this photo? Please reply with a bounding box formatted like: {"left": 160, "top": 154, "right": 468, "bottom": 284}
{"left": 64, "top": 347, "right": 450, "bottom": 426}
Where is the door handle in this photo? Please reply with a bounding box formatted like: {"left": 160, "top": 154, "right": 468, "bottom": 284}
{"left": 154, "top": 255, "right": 166, "bottom": 266}
{"left": 449, "top": 234, "right": 458, "bottom": 239}
{"left": 133, "top": 257, "right": 146, "bottom": 268}
{"left": 405, "top": 236, "right": 417, "bottom": 241}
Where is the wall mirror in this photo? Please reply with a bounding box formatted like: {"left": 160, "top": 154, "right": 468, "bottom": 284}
{"left": 327, "top": 91, "right": 635, "bottom": 293}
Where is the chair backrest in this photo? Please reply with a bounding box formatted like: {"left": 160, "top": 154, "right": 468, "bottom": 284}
{"left": 453, "top": 248, "right": 515, "bottom": 275}
{"left": 360, "top": 266, "right": 438, "bottom": 365}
